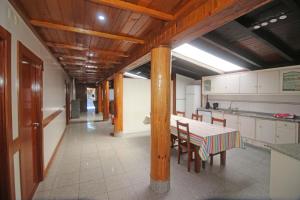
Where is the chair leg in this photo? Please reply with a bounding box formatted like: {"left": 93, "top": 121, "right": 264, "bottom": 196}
{"left": 202, "top": 161, "right": 206, "bottom": 169}
{"left": 177, "top": 145, "right": 181, "bottom": 164}
{"left": 187, "top": 148, "right": 191, "bottom": 172}
{"left": 210, "top": 155, "right": 213, "bottom": 166}
{"left": 194, "top": 147, "right": 201, "bottom": 173}
{"left": 220, "top": 151, "right": 226, "bottom": 166}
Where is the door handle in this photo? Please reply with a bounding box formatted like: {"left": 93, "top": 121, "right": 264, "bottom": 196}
{"left": 32, "top": 122, "right": 40, "bottom": 129}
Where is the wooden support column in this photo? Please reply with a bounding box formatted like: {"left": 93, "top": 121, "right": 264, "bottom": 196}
{"left": 150, "top": 46, "right": 171, "bottom": 193}
{"left": 102, "top": 80, "right": 110, "bottom": 121}
{"left": 97, "top": 85, "right": 103, "bottom": 113}
{"left": 113, "top": 73, "right": 123, "bottom": 136}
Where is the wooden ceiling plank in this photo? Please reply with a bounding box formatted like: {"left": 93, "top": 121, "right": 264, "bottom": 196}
{"left": 30, "top": 20, "right": 145, "bottom": 44}
{"left": 89, "top": 0, "right": 175, "bottom": 21}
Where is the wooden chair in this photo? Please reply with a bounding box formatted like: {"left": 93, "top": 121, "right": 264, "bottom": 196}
{"left": 176, "top": 121, "right": 196, "bottom": 172}
{"left": 210, "top": 117, "right": 227, "bottom": 166}
{"left": 176, "top": 111, "right": 185, "bottom": 117}
{"left": 192, "top": 113, "right": 203, "bottom": 121}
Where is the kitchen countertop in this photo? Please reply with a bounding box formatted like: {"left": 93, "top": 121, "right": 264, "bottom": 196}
{"left": 269, "top": 144, "right": 300, "bottom": 161}
{"left": 197, "top": 107, "right": 300, "bottom": 123}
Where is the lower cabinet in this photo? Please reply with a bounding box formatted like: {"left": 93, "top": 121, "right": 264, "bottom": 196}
{"left": 256, "top": 119, "right": 276, "bottom": 144}
{"left": 276, "top": 121, "right": 298, "bottom": 144}
{"left": 239, "top": 116, "right": 256, "bottom": 139}
{"left": 224, "top": 114, "right": 239, "bottom": 129}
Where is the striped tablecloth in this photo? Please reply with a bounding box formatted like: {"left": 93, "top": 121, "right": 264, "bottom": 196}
{"left": 170, "top": 115, "right": 244, "bottom": 161}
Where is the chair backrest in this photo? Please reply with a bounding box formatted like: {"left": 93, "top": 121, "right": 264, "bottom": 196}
{"left": 192, "top": 113, "right": 203, "bottom": 121}
{"left": 176, "top": 120, "right": 190, "bottom": 143}
{"left": 211, "top": 117, "right": 226, "bottom": 127}
{"left": 176, "top": 111, "right": 185, "bottom": 117}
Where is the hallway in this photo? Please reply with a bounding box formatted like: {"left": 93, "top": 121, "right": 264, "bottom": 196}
{"left": 33, "top": 121, "right": 270, "bottom": 200}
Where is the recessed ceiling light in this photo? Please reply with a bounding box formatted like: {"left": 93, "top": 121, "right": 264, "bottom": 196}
{"left": 269, "top": 18, "right": 278, "bottom": 23}
{"left": 98, "top": 15, "right": 105, "bottom": 21}
{"left": 253, "top": 25, "right": 261, "bottom": 29}
{"left": 136, "top": 71, "right": 141, "bottom": 74}
{"left": 261, "top": 22, "right": 268, "bottom": 26}
{"left": 279, "top": 15, "right": 287, "bottom": 20}
{"left": 88, "top": 52, "right": 94, "bottom": 57}
{"left": 21, "top": 61, "right": 29, "bottom": 64}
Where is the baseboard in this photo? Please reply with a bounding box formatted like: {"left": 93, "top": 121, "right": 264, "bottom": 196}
{"left": 43, "top": 127, "right": 67, "bottom": 178}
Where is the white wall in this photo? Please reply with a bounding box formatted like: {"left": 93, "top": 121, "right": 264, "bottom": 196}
{"left": 0, "top": 0, "right": 69, "bottom": 198}
{"left": 123, "top": 78, "right": 150, "bottom": 133}
{"left": 176, "top": 74, "right": 195, "bottom": 112}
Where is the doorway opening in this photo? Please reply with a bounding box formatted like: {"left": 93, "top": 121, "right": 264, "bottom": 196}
{"left": 86, "top": 87, "right": 96, "bottom": 112}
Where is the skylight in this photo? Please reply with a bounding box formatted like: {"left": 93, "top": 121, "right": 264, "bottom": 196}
{"left": 172, "top": 43, "right": 245, "bottom": 73}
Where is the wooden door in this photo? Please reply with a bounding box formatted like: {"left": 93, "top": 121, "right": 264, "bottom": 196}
{"left": 18, "top": 42, "right": 43, "bottom": 200}
{"left": 0, "top": 26, "right": 13, "bottom": 200}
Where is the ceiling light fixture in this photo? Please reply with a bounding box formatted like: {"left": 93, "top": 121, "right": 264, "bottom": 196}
{"left": 98, "top": 15, "right": 105, "bottom": 21}
{"left": 269, "top": 18, "right": 278, "bottom": 23}
{"left": 88, "top": 52, "right": 95, "bottom": 57}
{"left": 279, "top": 14, "right": 287, "bottom": 20}
{"left": 253, "top": 25, "right": 261, "bottom": 30}
{"left": 124, "top": 72, "right": 148, "bottom": 79}
{"left": 172, "top": 43, "right": 245, "bottom": 73}
{"left": 261, "top": 22, "right": 268, "bottom": 26}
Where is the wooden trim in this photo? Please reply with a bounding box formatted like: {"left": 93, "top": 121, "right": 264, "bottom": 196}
{"left": 12, "top": 138, "right": 21, "bottom": 154}
{"left": 42, "top": 109, "right": 63, "bottom": 128}
{"left": 90, "top": 0, "right": 175, "bottom": 21}
{"left": 0, "top": 25, "right": 14, "bottom": 200}
{"left": 43, "top": 127, "right": 67, "bottom": 178}
{"left": 30, "top": 20, "right": 145, "bottom": 44}
{"left": 46, "top": 42, "right": 129, "bottom": 57}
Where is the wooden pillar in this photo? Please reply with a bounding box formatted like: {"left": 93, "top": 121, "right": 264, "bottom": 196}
{"left": 150, "top": 46, "right": 171, "bottom": 193}
{"left": 113, "top": 73, "right": 123, "bottom": 136}
{"left": 102, "top": 80, "right": 110, "bottom": 121}
{"left": 97, "top": 85, "right": 103, "bottom": 113}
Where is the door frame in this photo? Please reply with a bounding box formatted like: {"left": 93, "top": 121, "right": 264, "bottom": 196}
{"left": 65, "top": 81, "right": 70, "bottom": 124}
{"left": 17, "top": 41, "right": 44, "bottom": 199}
{"left": 0, "top": 25, "right": 14, "bottom": 200}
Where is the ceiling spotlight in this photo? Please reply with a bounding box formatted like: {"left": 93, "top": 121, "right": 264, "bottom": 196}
{"left": 88, "top": 52, "right": 94, "bottom": 57}
{"left": 269, "top": 18, "right": 278, "bottom": 23}
{"left": 253, "top": 25, "right": 261, "bottom": 30}
{"left": 261, "top": 22, "right": 268, "bottom": 26}
{"left": 98, "top": 15, "right": 105, "bottom": 21}
{"left": 279, "top": 15, "right": 287, "bottom": 20}
{"left": 59, "top": 56, "right": 64, "bottom": 60}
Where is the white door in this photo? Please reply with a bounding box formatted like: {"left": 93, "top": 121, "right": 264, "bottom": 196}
{"left": 276, "top": 121, "right": 297, "bottom": 144}
{"left": 258, "top": 71, "right": 280, "bottom": 94}
{"left": 239, "top": 72, "right": 258, "bottom": 93}
{"left": 239, "top": 116, "right": 256, "bottom": 139}
{"left": 224, "top": 114, "right": 239, "bottom": 129}
{"left": 256, "top": 119, "right": 276, "bottom": 143}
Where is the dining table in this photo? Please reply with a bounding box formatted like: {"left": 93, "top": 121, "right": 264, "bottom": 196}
{"left": 170, "top": 114, "right": 244, "bottom": 172}
{"left": 144, "top": 114, "right": 244, "bottom": 172}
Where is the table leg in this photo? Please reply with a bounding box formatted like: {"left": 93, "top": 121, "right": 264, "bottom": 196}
{"left": 194, "top": 147, "right": 201, "bottom": 173}
{"left": 220, "top": 151, "right": 226, "bottom": 166}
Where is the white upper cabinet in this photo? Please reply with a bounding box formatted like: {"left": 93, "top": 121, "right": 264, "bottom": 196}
{"left": 224, "top": 74, "right": 240, "bottom": 93}
{"left": 239, "top": 71, "right": 258, "bottom": 94}
{"left": 257, "top": 70, "right": 280, "bottom": 94}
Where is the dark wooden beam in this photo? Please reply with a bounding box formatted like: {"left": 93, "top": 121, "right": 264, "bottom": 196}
{"left": 232, "top": 21, "right": 295, "bottom": 62}
{"left": 110, "top": 0, "right": 271, "bottom": 78}
{"left": 201, "top": 34, "right": 265, "bottom": 68}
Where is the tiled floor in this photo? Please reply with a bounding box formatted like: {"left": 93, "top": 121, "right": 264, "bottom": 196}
{"left": 70, "top": 111, "right": 103, "bottom": 123}
{"left": 33, "top": 120, "right": 271, "bottom": 200}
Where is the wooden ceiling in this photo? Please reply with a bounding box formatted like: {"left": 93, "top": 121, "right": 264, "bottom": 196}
{"left": 10, "top": 0, "right": 271, "bottom": 83}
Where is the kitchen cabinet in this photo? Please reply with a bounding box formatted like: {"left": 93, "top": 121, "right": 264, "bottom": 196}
{"left": 275, "top": 121, "right": 298, "bottom": 144}
{"left": 197, "top": 110, "right": 211, "bottom": 123}
{"left": 203, "top": 76, "right": 214, "bottom": 94}
{"left": 223, "top": 74, "right": 239, "bottom": 93}
{"left": 239, "top": 71, "right": 258, "bottom": 94}
{"left": 258, "top": 71, "right": 280, "bottom": 94}
{"left": 239, "top": 116, "right": 256, "bottom": 139}
{"left": 256, "top": 119, "right": 276, "bottom": 144}
{"left": 224, "top": 114, "right": 239, "bottom": 129}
